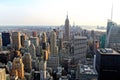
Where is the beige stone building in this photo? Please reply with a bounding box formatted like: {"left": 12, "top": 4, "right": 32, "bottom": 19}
{"left": 12, "top": 32, "right": 21, "bottom": 50}
{"left": 11, "top": 57, "right": 24, "bottom": 80}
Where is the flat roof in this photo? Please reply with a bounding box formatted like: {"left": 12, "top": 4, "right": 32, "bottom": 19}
{"left": 74, "top": 36, "right": 87, "bottom": 39}
{"left": 80, "top": 65, "right": 97, "bottom": 75}
{"left": 0, "top": 51, "right": 10, "bottom": 54}
{"left": 98, "top": 48, "right": 120, "bottom": 55}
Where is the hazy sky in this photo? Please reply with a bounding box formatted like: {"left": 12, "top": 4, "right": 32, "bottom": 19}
{"left": 0, "top": 0, "right": 120, "bottom": 26}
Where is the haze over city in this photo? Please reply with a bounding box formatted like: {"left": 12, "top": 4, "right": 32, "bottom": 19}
{"left": 0, "top": 0, "right": 120, "bottom": 26}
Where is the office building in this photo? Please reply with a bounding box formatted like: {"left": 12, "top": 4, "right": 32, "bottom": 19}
{"left": 22, "top": 53, "right": 32, "bottom": 73}
{"left": 72, "top": 36, "right": 87, "bottom": 63}
{"left": 0, "top": 68, "right": 6, "bottom": 80}
{"left": 64, "top": 14, "right": 70, "bottom": 41}
{"left": 36, "top": 46, "right": 41, "bottom": 56}
{"left": 11, "top": 57, "right": 24, "bottom": 80}
{"left": 2, "top": 32, "right": 11, "bottom": 46}
{"left": 0, "top": 51, "right": 11, "bottom": 64}
{"left": 32, "top": 31, "right": 37, "bottom": 37}
{"left": 24, "top": 40, "right": 31, "bottom": 48}
{"left": 95, "top": 48, "right": 120, "bottom": 80}
{"left": 58, "top": 30, "right": 63, "bottom": 51}
{"left": 50, "top": 31, "right": 58, "bottom": 55}
{"left": 12, "top": 32, "right": 21, "bottom": 50}
{"left": 106, "top": 20, "right": 120, "bottom": 50}
{"left": 21, "top": 34, "right": 26, "bottom": 47}
{"left": 41, "top": 32, "right": 49, "bottom": 80}
{"left": 28, "top": 43, "right": 36, "bottom": 59}
{"left": 29, "top": 37, "right": 39, "bottom": 47}
{"left": 100, "top": 34, "right": 106, "bottom": 48}
{"left": 0, "top": 33, "right": 2, "bottom": 51}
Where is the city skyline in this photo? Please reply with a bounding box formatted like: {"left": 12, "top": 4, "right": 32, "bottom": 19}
{"left": 0, "top": 0, "right": 120, "bottom": 26}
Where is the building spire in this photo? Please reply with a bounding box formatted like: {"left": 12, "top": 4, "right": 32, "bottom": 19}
{"left": 67, "top": 11, "right": 68, "bottom": 19}
{"left": 111, "top": 3, "right": 113, "bottom": 21}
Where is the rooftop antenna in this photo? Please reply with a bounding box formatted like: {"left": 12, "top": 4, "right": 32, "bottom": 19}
{"left": 67, "top": 11, "right": 68, "bottom": 18}
{"left": 111, "top": 3, "right": 113, "bottom": 21}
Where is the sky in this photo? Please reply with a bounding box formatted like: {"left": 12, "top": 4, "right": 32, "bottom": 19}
{"left": 0, "top": 0, "right": 120, "bottom": 26}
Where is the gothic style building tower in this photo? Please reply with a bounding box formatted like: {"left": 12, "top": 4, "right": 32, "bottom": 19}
{"left": 64, "top": 14, "right": 70, "bottom": 41}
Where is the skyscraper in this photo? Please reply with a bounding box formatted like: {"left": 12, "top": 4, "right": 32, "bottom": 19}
{"left": 11, "top": 57, "right": 24, "bottom": 80}
{"left": 0, "top": 33, "right": 2, "bottom": 51}
{"left": 12, "top": 32, "right": 21, "bottom": 50}
{"left": 47, "top": 31, "right": 59, "bottom": 70}
{"left": 58, "top": 30, "right": 63, "bottom": 51}
{"left": 2, "top": 32, "right": 11, "bottom": 46}
{"left": 21, "top": 34, "right": 26, "bottom": 47}
{"left": 64, "top": 14, "right": 70, "bottom": 41}
{"left": 32, "top": 31, "right": 37, "bottom": 37}
{"left": 95, "top": 48, "right": 120, "bottom": 80}
{"left": 50, "top": 31, "right": 58, "bottom": 55}
{"left": 28, "top": 43, "right": 36, "bottom": 59}
{"left": 24, "top": 40, "right": 31, "bottom": 48}
{"left": 106, "top": 20, "right": 120, "bottom": 50}
{"left": 29, "top": 37, "right": 39, "bottom": 47}
{"left": 72, "top": 35, "right": 87, "bottom": 63}
{"left": 22, "top": 53, "right": 32, "bottom": 73}
{"left": 41, "top": 32, "right": 49, "bottom": 80}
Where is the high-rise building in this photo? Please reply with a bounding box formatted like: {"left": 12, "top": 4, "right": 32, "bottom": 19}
{"left": 64, "top": 14, "right": 70, "bottom": 41}
{"left": 106, "top": 20, "right": 120, "bottom": 50}
{"left": 2, "top": 32, "right": 11, "bottom": 46}
{"left": 95, "top": 48, "right": 120, "bottom": 80}
{"left": 32, "top": 31, "right": 37, "bottom": 37}
{"left": 91, "top": 30, "right": 95, "bottom": 40}
{"left": 12, "top": 32, "right": 21, "bottom": 50}
{"left": 58, "top": 30, "right": 63, "bottom": 51}
{"left": 21, "top": 34, "right": 26, "bottom": 47}
{"left": 22, "top": 53, "right": 32, "bottom": 73}
{"left": 100, "top": 34, "right": 106, "bottom": 48}
{"left": 72, "top": 35, "right": 87, "bottom": 63}
{"left": 0, "top": 68, "right": 6, "bottom": 80}
{"left": 29, "top": 37, "right": 39, "bottom": 47}
{"left": 47, "top": 31, "right": 59, "bottom": 69}
{"left": 41, "top": 32, "right": 49, "bottom": 80}
{"left": 36, "top": 46, "right": 41, "bottom": 56}
{"left": 106, "top": 19, "right": 114, "bottom": 35}
{"left": 0, "top": 33, "right": 2, "bottom": 51}
{"left": 50, "top": 31, "right": 58, "bottom": 55}
{"left": 0, "top": 51, "right": 11, "bottom": 64}
{"left": 28, "top": 43, "right": 36, "bottom": 59}
{"left": 24, "top": 40, "right": 31, "bottom": 48}
{"left": 11, "top": 57, "right": 24, "bottom": 80}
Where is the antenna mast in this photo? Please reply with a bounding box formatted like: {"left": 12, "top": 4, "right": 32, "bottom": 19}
{"left": 111, "top": 4, "right": 113, "bottom": 21}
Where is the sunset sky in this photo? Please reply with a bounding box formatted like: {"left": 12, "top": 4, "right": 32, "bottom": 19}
{"left": 0, "top": 0, "right": 120, "bottom": 26}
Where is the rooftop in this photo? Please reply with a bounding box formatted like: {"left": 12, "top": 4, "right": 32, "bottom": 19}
{"left": 80, "top": 65, "right": 97, "bottom": 75}
{"left": 98, "top": 48, "right": 120, "bottom": 55}
{"left": 0, "top": 51, "right": 10, "bottom": 54}
{"left": 74, "top": 36, "right": 87, "bottom": 39}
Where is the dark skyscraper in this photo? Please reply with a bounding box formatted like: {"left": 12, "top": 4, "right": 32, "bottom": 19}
{"left": 2, "top": 32, "right": 11, "bottom": 46}
{"left": 96, "top": 48, "right": 120, "bottom": 80}
{"left": 64, "top": 14, "right": 70, "bottom": 41}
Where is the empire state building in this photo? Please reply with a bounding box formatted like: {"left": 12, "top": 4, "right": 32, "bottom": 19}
{"left": 64, "top": 14, "right": 70, "bottom": 41}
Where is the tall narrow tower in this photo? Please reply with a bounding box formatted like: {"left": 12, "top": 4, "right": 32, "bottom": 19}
{"left": 42, "top": 32, "right": 49, "bottom": 80}
{"left": 64, "top": 13, "right": 70, "bottom": 41}
{"left": 0, "top": 33, "right": 2, "bottom": 51}
{"left": 28, "top": 43, "right": 36, "bottom": 59}
{"left": 50, "top": 31, "right": 58, "bottom": 55}
{"left": 58, "top": 30, "right": 63, "bottom": 51}
{"left": 21, "top": 34, "right": 26, "bottom": 47}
